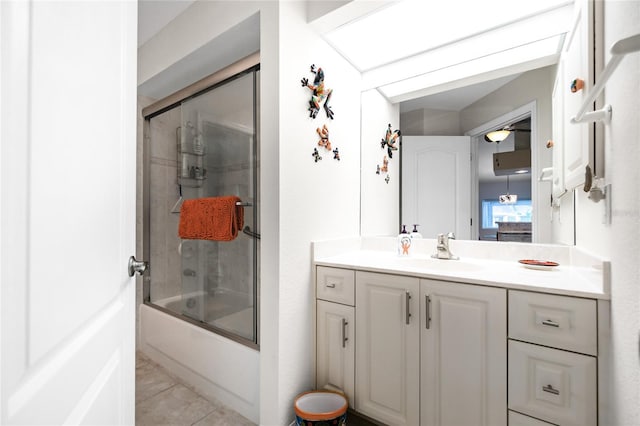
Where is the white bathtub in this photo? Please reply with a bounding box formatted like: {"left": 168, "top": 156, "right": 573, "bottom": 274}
{"left": 139, "top": 303, "right": 259, "bottom": 423}
{"left": 161, "top": 289, "right": 255, "bottom": 340}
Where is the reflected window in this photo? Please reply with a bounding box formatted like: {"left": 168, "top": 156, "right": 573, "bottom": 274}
{"left": 482, "top": 199, "right": 532, "bottom": 229}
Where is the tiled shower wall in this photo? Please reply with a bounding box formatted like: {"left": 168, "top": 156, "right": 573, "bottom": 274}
{"left": 148, "top": 106, "right": 183, "bottom": 303}
{"left": 201, "top": 124, "right": 254, "bottom": 299}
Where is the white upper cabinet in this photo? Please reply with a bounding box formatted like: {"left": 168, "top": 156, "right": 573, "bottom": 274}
{"left": 552, "top": 0, "right": 601, "bottom": 192}
{"left": 551, "top": 59, "right": 567, "bottom": 198}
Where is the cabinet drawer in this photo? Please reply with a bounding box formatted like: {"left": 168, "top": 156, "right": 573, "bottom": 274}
{"left": 509, "top": 290, "right": 597, "bottom": 355}
{"left": 508, "top": 411, "right": 555, "bottom": 426}
{"left": 508, "top": 340, "right": 597, "bottom": 426}
{"left": 316, "top": 267, "right": 355, "bottom": 306}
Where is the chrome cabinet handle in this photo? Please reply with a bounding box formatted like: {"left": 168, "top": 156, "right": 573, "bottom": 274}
{"left": 542, "top": 319, "right": 560, "bottom": 328}
{"left": 425, "top": 295, "right": 431, "bottom": 329}
{"left": 128, "top": 256, "right": 148, "bottom": 277}
{"left": 325, "top": 283, "right": 336, "bottom": 288}
{"left": 342, "top": 318, "right": 348, "bottom": 348}
{"left": 543, "top": 384, "right": 560, "bottom": 395}
{"left": 405, "top": 292, "right": 412, "bottom": 325}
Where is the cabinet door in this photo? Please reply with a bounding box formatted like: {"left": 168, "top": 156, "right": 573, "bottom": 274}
{"left": 355, "top": 272, "right": 420, "bottom": 426}
{"left": 316, "top": 300, "right": 355, "bottom": 407}
{"left": 555, "top": 0, "right": 597, "bottom": 190}
{"left": 551, "top": 61, "right": 566, "bottom": 199}
{"left": 421, "top": 280, "right": 507, "bottom": 426}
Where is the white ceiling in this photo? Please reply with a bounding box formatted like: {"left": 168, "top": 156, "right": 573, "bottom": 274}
{"left": 322, "top": 0, "right": 571, "bottom": 108}
{"left": 399, "top": 73, "right": 521, "bottom": 113}
{"left": 138, "top": 0, "right": 195, "bottom": 47}
{"left": 136, "top": 1, "right": 562, "bottom": 112}
{"left": 324, "top": 0, "right": 571, "bottom": 72}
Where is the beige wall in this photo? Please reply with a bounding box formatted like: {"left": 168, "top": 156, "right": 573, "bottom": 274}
{"left": 459, "top": 66, "right": 555, "bottom": 133}
{"left": 400, "top": 107, "right": 461, "bottom": 135}
{"left": 398, "top": 67, "right": 555, "bottom": 136}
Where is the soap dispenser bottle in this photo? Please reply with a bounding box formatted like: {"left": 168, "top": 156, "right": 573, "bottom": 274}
{"left": 397, "top": 225, "right": 411, "bottom": 256}
{"left": 410, "top": 224, "right": 422, "bottom": 239}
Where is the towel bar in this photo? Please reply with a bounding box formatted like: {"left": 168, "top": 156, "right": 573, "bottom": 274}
{"left": 571, "top": 33, "right": 640, "bottom": 124}
{"left": 173, "top": 199, "right": 252, "bottom": 213}
{"left": 242, "top": 226, "right": 261, "bottom": 240}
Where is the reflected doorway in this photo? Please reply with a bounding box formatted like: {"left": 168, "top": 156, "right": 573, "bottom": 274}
{"left": 475, "top": 117, "right": 532, "bottom": 242}
{"left": 401, "top": 103, "right": 539, "bottom": 242}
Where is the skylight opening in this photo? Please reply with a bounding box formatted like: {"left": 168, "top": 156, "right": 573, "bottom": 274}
{"left": 324, "top": 0, "right": 573, "bottom": 71}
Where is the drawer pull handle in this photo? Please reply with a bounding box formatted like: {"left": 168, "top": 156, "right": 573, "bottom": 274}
{"left": 543, "top": 384, "right": 560, "bottom": 395}
{"left": 325, "top": 283, "right": 336, "bottom": 288}
{"left": 542, "top": 319, "right": 560, "bottom": 328}
{"left": 405, "top": 291, "right": 412, "bottom": 325}
{"left": 342, "top": 319, "right": 348, "bottom": 348}
{"left": 425, "top": 295, "right": 431, "bottom": 329}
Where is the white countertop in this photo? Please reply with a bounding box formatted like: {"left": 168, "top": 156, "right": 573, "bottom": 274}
{"left": 313, "top": 238, "right": 610, "bottom": 300}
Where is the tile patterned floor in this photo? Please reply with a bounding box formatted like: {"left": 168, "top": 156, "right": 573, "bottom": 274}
{"left": 136, "top": 351, "right": 255, "bottom": 426}
{"left": 136, "top": 351, "right": 383, "bottom": 426}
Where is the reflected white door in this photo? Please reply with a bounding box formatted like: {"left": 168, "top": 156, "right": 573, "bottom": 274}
{"left": 1, "top": 2, "right": 137, "bottom": 424}
{"left": 402, "top": 136, "right": 471, "bottom": 239}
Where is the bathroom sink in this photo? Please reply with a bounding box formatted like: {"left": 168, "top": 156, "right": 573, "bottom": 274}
{"left": 394, "top": 257, "right": 483, "bottom": 273}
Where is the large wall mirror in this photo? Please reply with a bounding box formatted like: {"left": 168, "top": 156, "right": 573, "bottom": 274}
{"left": 316, "top": 0, "right": 576, "bottom": 244}
{"left": 398, "top": 70, "right": 554, "bottom": 243}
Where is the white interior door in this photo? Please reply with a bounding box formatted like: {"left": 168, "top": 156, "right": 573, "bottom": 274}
{"left": 402, "top": 136, "right": 471, "bottom": 239}
{"left": 1, "top": 2, "right": 137, "bottom": 424}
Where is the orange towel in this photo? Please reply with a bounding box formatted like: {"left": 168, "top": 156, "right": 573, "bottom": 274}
{"left": 178, "top": 196, "right": 244, "bottom": 241}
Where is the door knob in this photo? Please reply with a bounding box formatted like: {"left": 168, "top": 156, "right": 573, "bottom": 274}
{"left": 128, "top": 256, "right": 148, "bottom": 277}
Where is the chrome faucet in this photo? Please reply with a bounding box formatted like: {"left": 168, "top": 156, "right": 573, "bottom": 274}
{"left": 431, "top": 232, "right": 459, "bottom": 260}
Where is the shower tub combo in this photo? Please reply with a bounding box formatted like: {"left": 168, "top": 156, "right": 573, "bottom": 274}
{"left": 139, "top": 55, "right": 260, "bottom": 422}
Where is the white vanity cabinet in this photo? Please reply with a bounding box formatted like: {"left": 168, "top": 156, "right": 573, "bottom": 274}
{"left": 315, "top": 267, "right": 355, "bottom": 406}
{"left": 314, "top": 264, "right": 605, "bottom": 426}
{"left": 421, "top": 279, "right": 507, "bottom": 426}
{"left": 355, "top": 271, "right": 420, "bottom": 426}
{"left": 508, "top": 290, "right": 598, "bottom": 426}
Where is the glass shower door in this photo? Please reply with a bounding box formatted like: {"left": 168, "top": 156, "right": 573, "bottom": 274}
{"left": 178, "top": 71, "right": 258, "bottom": 343}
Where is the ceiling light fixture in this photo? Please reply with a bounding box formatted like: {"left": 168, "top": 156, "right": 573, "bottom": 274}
{"left": 485, "top": 124, "right": 532, "bottom": 143}
{"left": 499, "top": 175, "right": 518, "bottom": 204}
{"left": 484, "top": 129, "right": 511, "bottom": 143}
